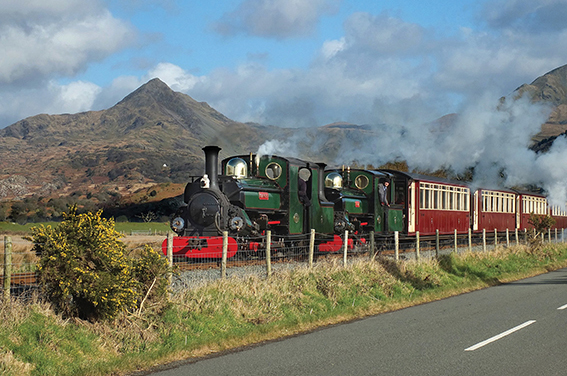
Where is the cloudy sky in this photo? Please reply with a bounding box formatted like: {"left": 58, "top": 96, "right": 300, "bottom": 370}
{"left": 3, "top": 0, "right": 567, "bottom": 203}
{"left": 2, "top": 0, "right": 567, "bottom": 130}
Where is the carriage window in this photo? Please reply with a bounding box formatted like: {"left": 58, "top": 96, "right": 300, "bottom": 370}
{"left": 265, "top": 162, "right": 282, "bottom": 180}
{"left": 354, "top": 175, "right": 369, "bottom": 189}
{"left": 420, "top": 183, "right": 469, "bottom": 211}
{"left": 522, "top": 196, "right": 547, "bottom": 215}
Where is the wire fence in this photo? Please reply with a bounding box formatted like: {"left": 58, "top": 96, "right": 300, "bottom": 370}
{"left": 3, "top": 228, "right": 567, "bottom": 299}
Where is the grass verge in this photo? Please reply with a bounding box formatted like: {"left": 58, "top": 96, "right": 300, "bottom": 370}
{"left": 0, "top": 221, "right": 170, "bottom": 235}
{"left": 2, "top": 243, "right": 567, "bottom": 375}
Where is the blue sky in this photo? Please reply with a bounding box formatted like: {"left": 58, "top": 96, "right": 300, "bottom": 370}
{"left": 2, "top": 0, "right": 567, "bottom": 129}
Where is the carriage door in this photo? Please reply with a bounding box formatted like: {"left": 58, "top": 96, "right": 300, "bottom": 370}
{"left": 408, "top": 182, "right": 416, "bottom": 233}
{"left": 473, "top": 191, "right": 479, "bottom": 231}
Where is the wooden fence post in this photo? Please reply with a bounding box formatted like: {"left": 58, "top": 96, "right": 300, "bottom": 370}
{"left": 369, "top": 231, "right": 375, "bottom": 260}
{"left": 468, "top": 228, "right": 472, "bottom": 253}
{"left": 524, "top": 228, "right": 528, "bottom": 244}
{"left": 494, "top": 228, "right": 498, "bottom": 247}
{"left": 454, "top": 229, "right": 457, "bottom": 253}
{"left": 416, "top": 231, "right": 420, "bottom": 261}
{"left": 506, "top": 228, "right": 510, "bottom": 248}
{"left": 266, "top": 231, "right": 272, "bottom": 277}
{"left": 221, "top": 231, "right": 228, "bottom": 279}
{"left": 167, "top": 232, "right": 173, "bottom": 287}
{"left": 3, "top": 236, "right": 12, "bottom": 302}
{"left": 483, "top": 229, "right": 486, "bottom": 252}
{"left": 435, "top": 229, "right": 439, "bottom": 259}
{"left": 515, "top": 228, "right": 519, "bottom": 246}
{"left": 308, "top": 229, "right": 315, "bottom": 268}
{"left": 394, "top": 231, "right": 399, "bottom": 261}
{"left": 343, "top": 230, "right": 348, "bottom": 267}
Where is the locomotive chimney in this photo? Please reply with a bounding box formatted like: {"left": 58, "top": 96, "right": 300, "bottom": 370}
{"left": 203, "top": 146, "right": 221, "bottom": 190}
{"left": 316, "top": 162, "right": 329, "bottom": 202}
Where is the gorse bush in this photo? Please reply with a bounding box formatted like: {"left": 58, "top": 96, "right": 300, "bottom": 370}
{"left": 29, "top": 206, "right": 171, "bottom": 321}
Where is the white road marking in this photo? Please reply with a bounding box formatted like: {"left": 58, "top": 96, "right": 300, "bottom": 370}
{"left": 465, "top": 320, "right": 536, "bottom": 351}
{"left": 557, "top": 304, "right": 567, "bottom": 310}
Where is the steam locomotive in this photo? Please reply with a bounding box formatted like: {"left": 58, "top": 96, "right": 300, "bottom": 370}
{"left": 162, "top": 146, "right": 567, "bottom": 259}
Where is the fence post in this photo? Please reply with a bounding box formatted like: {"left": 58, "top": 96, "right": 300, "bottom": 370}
{"left": 167, "top": 232, "right": 173, "bottom": 286}
{"left": 454, "top": 229, "right": 457, "bottom": 254}
{"left": 265, "top": 230, "right": 272, "bottom": 277}
{"left": 506, "top": 228, "right": 510, "bottom": 248}
{"left": 343, "top": 230, "right": 348, "bottom": 267}
{"left": 548, "top": 228, "right": 551, "bottom": 243}
{"left": 3, "top": 236, "right": 12, "bottom": 302}
{"left": 524, "top": 228, "right": 528, "bottom": 244}
{"left": 308, "top": 229, "right": 315, "bottom": 268}
{"left": 468, "top": 228, "right": 472, "bottom": 253}
{"left": 416, "top": 231, "right": 420, "bottom": 261}
{"left": 483, "top": 229, "right": 486, "bottom": 252}
{"left": 515, "top": 228, "right": 519, "bottom": 246}
{"left": 555, "top": 228, "right": 558, "bottom": 242}
{"left": 435, "top": 229, "right": 439, "bottom": 259}
{"left": 494, "top": 228, "right": 498, "bottom": 248}
{"left": 394, "top": 231, "right": 399, "bottom": 261}
{"left": 221, "top": 231, "right": 228, "bottom": 279}
{"left": 369, "top": 231, "right": 375, "bottom": 260}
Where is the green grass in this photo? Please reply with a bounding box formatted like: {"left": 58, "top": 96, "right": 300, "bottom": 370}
{"left": 2, "top": 243, "right": 567, "bottom": 375}
{"left": 0, "top": 221, "right": 170, "bottom": 235}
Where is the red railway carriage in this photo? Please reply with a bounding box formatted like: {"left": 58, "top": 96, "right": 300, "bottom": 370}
{"left": 515, "top": 191, "right": 548, "bottom": 230}
{"left": 383, "top": 171, "right": 471, "bottom": 236}
{"left": 472, "top": 188, "right": 518, "bottom": 233}
{"left": 550, "top": 205, "right": 567, "bottom": 230}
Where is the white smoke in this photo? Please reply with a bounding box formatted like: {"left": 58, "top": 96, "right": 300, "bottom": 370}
{"left": 255, "top": 139, "right": 295, "bottom": 166}
{"left": 338, "top": 92, "right": 567, "bottom": 206}
{"left": 255, "top": 92, "right": 567, "bottom": 208}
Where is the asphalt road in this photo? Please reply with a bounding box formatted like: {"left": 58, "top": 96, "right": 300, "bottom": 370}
{"left": 145, "top": 268, "right": 567, "bottom": 376}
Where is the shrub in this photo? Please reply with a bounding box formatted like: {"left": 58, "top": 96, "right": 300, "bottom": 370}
{"left": 29, "top": 207, "right": 137, "bottom": 321}
{"left": 131, "top": 245, "right": 172, "bottom": 313}
{"left": 528, "top": 213, "right": 556, "bottom": 252}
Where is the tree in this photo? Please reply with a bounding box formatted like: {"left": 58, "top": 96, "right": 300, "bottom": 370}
{"left": 139, "top": 211, "right": 158, "bottom": 223}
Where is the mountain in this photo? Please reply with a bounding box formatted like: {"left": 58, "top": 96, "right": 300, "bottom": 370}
{"left": 0, "top": 78, "right": 282, "bottom": 200}
{"left": 2, "top": 64, "right": 567, "bottom": 202}
{"left": 515, "top": 64, "right": 567, "bottom": 142}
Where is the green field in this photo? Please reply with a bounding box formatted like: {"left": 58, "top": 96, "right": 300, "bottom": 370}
{"left": 0, "top": 221, "right": 170, "bottom": 235}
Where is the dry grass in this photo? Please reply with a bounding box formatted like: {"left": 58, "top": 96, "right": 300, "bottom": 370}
{"left": 1, "top": 244, "right": 567, "bottom": 375}
{"left": 0, "top": 349, "right": 33, "bottom": 376}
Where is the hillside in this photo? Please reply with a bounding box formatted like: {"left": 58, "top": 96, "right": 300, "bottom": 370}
{"left": 0, "top": 79, "right": 279, "bottom": 200}
{"left": 2, "top": 64, "right": 567, "bottom": 202}
{"left": 515, "top": 64, "right": 567, "bottom": 142}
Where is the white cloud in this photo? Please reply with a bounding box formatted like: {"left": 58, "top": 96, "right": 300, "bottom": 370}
{"left": 146, "top": 63, "right": 204, "bottom": 92}
{"left": 213, "top": 0, "right": 340, "bottom": 38}
{"left": 482, "top": 0, "right": 567, "bottom": 33}
{"left": 0, "top": 1, "right": 135, "bottom": 84}
{"left": 50, "top": 81, "right": 102, "bottom": 114}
